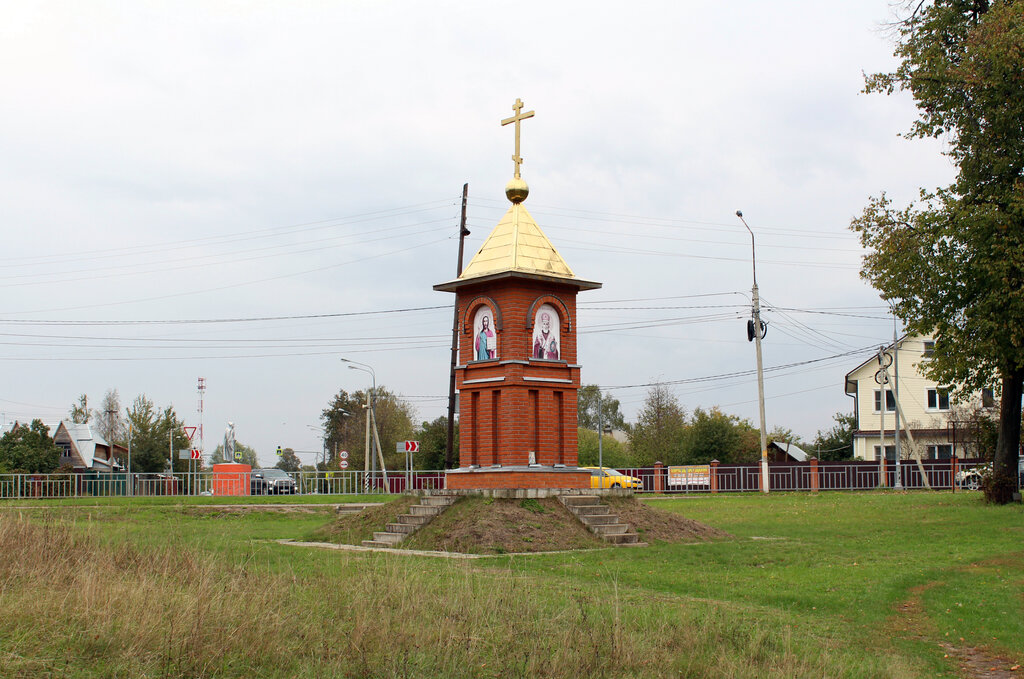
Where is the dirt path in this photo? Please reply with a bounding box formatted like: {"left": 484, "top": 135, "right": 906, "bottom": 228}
{"left": 892, "top": 583, "right": 1020, "bottom": 678}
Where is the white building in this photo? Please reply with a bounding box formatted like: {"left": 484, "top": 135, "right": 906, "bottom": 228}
{"left": 844, "top": 334, "right": 994, "bottom": 461}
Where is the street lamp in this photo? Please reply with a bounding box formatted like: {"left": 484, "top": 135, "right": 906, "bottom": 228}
{"left": 735, "top": 210, "right": 770, "bottom": 494}
{"left": 340, "top": 358, "right": 380, "bottom": 490}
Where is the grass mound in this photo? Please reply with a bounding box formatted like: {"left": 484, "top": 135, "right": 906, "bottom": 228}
{"left": 316, "top": 495, "right": 730, "bottom": 554}
{"left": 310, "top": 495, "right": 416, "bottom": 544}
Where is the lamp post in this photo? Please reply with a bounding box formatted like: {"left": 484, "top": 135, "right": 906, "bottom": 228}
{"left": 735, "top": 210, "right": 770, "bottom": 494}
{"left": 886, "top": 300, "right": 903, "bottom": 489}
{"left": 341, "top": 358, "right": 382, "bottom": 492}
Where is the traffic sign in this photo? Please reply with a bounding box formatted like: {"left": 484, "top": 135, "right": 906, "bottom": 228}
{"left": 191, "top": 449, "right": 201, "bottom": 460}
{"left": 276, "top": 445, "right": 283, "bottom": 457}
{"left": 233, "top": 450, "right": 242, "bottom": 462}
{"left": 339, "top": 459, "right": 349, "bottom": 469}
{"left": 183, "top": 426, "right": 197, "bottom": 442}
{"left": 339, "top": 450, "right": 349, "bottom": 460}
{"left": 397, "top": 440, "right": 420, "bottom": 453}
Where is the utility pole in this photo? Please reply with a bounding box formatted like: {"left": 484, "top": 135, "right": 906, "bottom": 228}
{"left": 890, "top": 306, "right": 903, "bottom": 489}
{"left": 736, "top": 211, "right": 770, "bottom": 493}
{"left": 446, "top": 183, "right": 470, "bottom": 469}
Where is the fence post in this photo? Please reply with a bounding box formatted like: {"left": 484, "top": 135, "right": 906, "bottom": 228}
{"left": 809, "top": 457, "right": 819, "bottom": 492}
{"left": 710, "top": 459, "right": 719, "bottom": 494}
{"left": 653, "top": 461, "right": 664, "bottom": 493}
{"left": 951, "top": 455, "right": 958, "bottom": 493}
{"left": 880, "top": 456, "right": 888, "bottom": 488}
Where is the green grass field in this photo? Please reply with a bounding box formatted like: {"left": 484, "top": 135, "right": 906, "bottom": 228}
{"left": 1, "top": 491, "right": 1020, "bottom": 678}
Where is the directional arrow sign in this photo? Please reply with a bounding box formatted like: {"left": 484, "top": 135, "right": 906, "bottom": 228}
{"left": 405, "top": 441, "right": 420, "bottom": 453}
{"left": 191, "top": 449, "right": 202, "bottom": 460}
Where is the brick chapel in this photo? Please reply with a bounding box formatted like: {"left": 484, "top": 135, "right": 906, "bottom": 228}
{"left": 434, "top": 99, "right": 601, "bottom": 490}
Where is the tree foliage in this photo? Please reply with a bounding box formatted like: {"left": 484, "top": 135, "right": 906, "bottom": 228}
{"left": 275, "top": 447, "right": 301, "bottom": 472}
{"left": 682, "top": 407, "right": 760, "bottom": 465}
{"left": 0, "top": 420, "right": 60, "bottom": 473}
{"left": 854, "top": 0, "right": 1024, "bottom": 502}
{"left": 417, "top": 416, "right": 456, "bottom": 470}
{"left": 577, "top": 428, "right": 632, "bottom": 468}
{"left": 577, "top": 385, "right": 627, "bottom": 431}
{"left": 628, "top": 384, "right": 687, "bottom": 466}
{"left": 69, "top": 394, "right": 90, "bottom": 424}
{"left": 125, "top": 395, "right": 190, "bottom": 473}
{"left": 321, "top": 386, "right": 415, "bottom": 471}
{"left": 812, "top": 412, "right": 857, "bottom": 461}
{"left": 94, "top": 389, "right": 126, "bottom": 447}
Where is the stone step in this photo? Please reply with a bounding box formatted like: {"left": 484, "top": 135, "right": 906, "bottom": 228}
{"left": 372, "top": 531, "right": 405, "bottom": 544}
{"left": 591, "top": 523, "right": 629, "bottom": 536}
{"left": 361, "top": 540, "right": 395, "bottom": 548}
{"left": 420, "top": 495, "right": 457, "bottom": 507}
{"left": 571, "top": 505, "right": 611, "bottom": 516}
{"left": 396, "top": 514, "right": 431, "bottom": 526}
{"left": 386, "top": 522, "right": 419, "bottom": 534}
{"left": 579, "top": 513, "right": 620, "bottom": 526}
{"left": 606, "top": 533, "right": 642, "bottom": 545}
{"left": 410, "top": 505, "right": 443, "bottom": 517}
{"left": 560, "top": 495, "right": 602, "bottom": 507}
{"left": 335, "top": 503, "right": 379, "bottom": 515}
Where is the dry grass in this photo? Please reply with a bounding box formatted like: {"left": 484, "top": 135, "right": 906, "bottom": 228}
{"left": 0, "top": 514, "right": 905, "bottom": 678}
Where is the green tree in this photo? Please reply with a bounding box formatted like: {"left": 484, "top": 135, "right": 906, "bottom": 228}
{"left": 0, "top": 420, "right": 60, "bottom": 473}
{"left": 628, "top": 383, "right": 686, "bottom": 466}
{"left": 321, "top": 386, "right": 415, "bottom": 470}
{"left": 812, "top": 412, "right": 857, "bottom": 461}
{"left": 577, "top": 428, "right": 632, "bottom": 468}
{"left": 275, "top": 447, "right": 301, "bottom": 472}
{"left": 125, "top": 395, "right": 190, "bottom": 473}
{"left": 576, "top": 385, "right": 627, "bottom": 431}
{"left": 69, "top": 393, "right": 90, "bottom": 424}
{"left": 681, "top": 407, "right": 758, "bottom": 464}
{"left": 417, "top": 416, "right": 456, "bottom": 470}
{"left": 853, "top": 0, "right": 1024, "bottom": 502}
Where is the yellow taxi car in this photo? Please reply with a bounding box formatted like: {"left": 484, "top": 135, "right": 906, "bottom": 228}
{"left": 581, "top": 466, "right": 644, "bottom": 490}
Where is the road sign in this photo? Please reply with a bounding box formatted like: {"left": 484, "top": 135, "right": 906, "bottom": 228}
{"left": 191, "top": 449, "right": 201, "bottom": 460}
{"left": 339, "top": 459, "right": 349, "bottom": 469}
{"left": 397, "top": 440, "right": 420, "bottom": 453}
{"left": 183, "top": 426, "right": 197, "bottom": 442}
{"left": 178, "top": 450, "right": 191, "bottom": 460}
{"left": 276, "top": 445, "right": 283, "bottom": 456}
{"left": 339, "top": 450, "right": 349, "bottom": 460}
{"left": 233, "top": 450, "right": 242, "bottom": 462}
{"left": 179, "top": 449, "right": 202, "bottom": 460}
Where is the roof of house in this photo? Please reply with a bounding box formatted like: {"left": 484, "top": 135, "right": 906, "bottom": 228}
{"left": 768, "top": 440, "right": 809, "bottom": 462}
{"left": 57, "top": 421, "right": 116, "bottom": 469}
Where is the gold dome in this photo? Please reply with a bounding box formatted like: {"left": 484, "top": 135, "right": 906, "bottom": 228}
{"left": 505, "top": 177, "right": 529, "bottom": 204}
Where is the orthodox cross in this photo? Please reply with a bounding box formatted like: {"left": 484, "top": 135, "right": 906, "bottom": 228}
{"left": 501, "top": 98, "right": 535, "bottom": 179}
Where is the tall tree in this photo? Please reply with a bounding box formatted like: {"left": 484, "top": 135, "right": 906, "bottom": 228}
{"left": 577, "top": 428, "right": 632, "bottom": 468}
{"left": 125, "top": 395, "right": 190, "bottom": 473}
{"left": 0, "top": 420, "right": 60, "bottom": 473}
{"left": 577, "top": 385, "right": 627, "bottom": 431}
{"left": 628, "top": 383, "right": 687, "bottom": 466}
{"left": 853, "top": 0, "right": 1024, "bottom": 502}
{"left": 275, "top": 447, "right": 301, "bottom": 473}
{"left": 94, "top": 389, "right": 125, "bottom": 446}
{"left": 681, "top": 407, "right": 759, "bottom": 465}
{"left": 321, "top": 386, "right": 415, "bottom": 470}
{"left": 69, "top": 394, "right": 91, "bottom": 424}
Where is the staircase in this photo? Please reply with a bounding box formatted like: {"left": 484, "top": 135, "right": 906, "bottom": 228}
{"left": 361, "top": 495, "right": 457, "bottom": 548}
{"left": 559, "top": 495, "right": 644, "bottom": 546}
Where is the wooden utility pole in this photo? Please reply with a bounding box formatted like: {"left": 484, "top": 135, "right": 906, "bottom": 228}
{"left": 446, "top": 183, "right": 470, "bottom": 468}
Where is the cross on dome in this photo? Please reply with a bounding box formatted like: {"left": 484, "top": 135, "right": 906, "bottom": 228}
{"left": 501, "top": 98, "right": 535, "bottom": 180}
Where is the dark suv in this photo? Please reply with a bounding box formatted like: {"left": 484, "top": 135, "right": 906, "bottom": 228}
{"left": 251, "top": 468, "right": 297, "bottom": 495}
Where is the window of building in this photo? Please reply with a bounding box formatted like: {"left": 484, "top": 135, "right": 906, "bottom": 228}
{"left": 927, "top": 444, "right": 953, "bottom": 460}
{"left": 923, "top": 340, "right": 935, "bottom": 357}
{"left": 873, "top": 445, "right": 896, "bottom": 461}
{"left": 982, "top": 388, "right": 995, "bottom": 408}
{"left": 873, "top": 389, "right": 896, "bottom": 413}
{"left": 927, "top": 388, "right": 950, "bottom": 410}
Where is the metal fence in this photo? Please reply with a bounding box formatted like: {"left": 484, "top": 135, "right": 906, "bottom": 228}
{"left": 0, "top": 460, "right": 997, "bottom": 500}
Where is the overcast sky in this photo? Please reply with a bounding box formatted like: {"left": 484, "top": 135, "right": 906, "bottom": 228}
{"left": 1, "top": 1, "right": 956, "bottom": 467}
